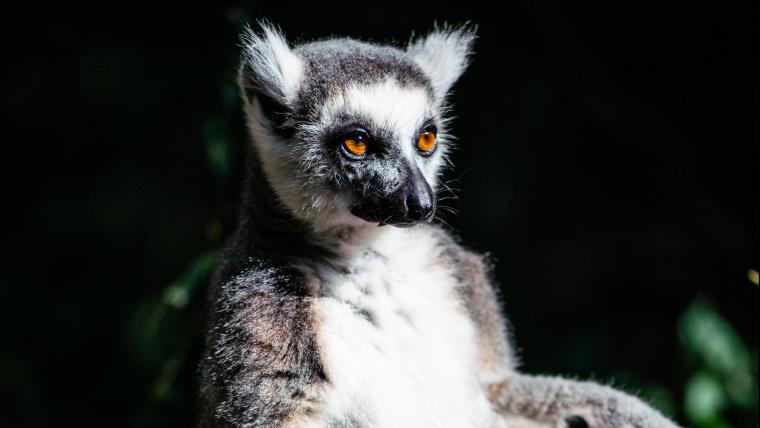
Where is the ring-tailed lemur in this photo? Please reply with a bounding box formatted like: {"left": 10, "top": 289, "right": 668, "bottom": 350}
{"left": 199, "top": 23, "right": 681, "bottom": 428}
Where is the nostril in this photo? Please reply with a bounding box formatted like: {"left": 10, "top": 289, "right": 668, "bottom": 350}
{"left": 423, "top": 200, "right": 436, "bottom": 221}
{"left": 418, "top": 201, "right": 434, "bottom": 221}
{"left": 407, "top": 193, "right": 435, "bottom": 222}
{"left": 406, "top": 205, "right": 423, "bottom": 221}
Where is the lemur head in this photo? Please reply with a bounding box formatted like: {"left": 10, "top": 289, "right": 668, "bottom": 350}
{"left": 239, "top": 23, "right": 474, "bottom": 230}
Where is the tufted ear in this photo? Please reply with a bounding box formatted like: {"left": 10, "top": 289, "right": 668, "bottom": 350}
{"left": 238, "top": 23, "right": 303, "bottom": 129}
{"left": 406, "top": 25, "right": 476, "bottom": 100}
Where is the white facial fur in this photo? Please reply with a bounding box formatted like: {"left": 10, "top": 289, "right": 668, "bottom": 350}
{"left": 245, "top": 99, "right": 359, "bottom": 229}
{"left": 315, "top": 79, "right": 448, "bottom": 189}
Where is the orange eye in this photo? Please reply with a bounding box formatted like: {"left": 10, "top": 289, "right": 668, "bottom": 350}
{"left": 417, "top": 131, "right": 437, "bottom": 154}
{"left": 342, "top": 137, "right": 367, "bottom": 157}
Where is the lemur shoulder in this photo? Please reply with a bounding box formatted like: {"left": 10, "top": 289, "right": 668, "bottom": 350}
{"left": 199, "top": 23, "right": 681, "bottom": 428}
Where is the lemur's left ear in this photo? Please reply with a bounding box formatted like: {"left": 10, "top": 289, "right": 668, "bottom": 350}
{"left": 406, "top": 24, "right": 476, "bottom": 100}
{"left": 239, "top": 22, "right": 303, "bottom": 128}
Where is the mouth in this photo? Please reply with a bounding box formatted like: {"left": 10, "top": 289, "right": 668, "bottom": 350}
{"left": 350, "top": 201, "right": 435, "bottom": 228}
{"left": 377, "top": 221, "right": 417, "bottom": 228}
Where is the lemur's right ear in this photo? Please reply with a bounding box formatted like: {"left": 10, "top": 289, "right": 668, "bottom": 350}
{"left": 406, "top": 24, "right": 476, "bottom": 101}
{"left": 239, "top": 23, "right": 303, "bottom": 130}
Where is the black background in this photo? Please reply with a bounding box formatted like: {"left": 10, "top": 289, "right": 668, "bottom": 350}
{"left": 2, "top": 1, "right": 757, "bottom": 426}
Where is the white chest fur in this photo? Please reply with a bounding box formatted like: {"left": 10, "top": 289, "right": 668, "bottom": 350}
{"left": 308, "top": 227, "right": 494, "bottom": 427}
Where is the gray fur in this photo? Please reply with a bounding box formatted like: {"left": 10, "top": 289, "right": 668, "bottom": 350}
{"left": 198, "top": 154, "right": 330, "bottom": 427}
{"left": 493, "top": 373, "right": 680, "bottom": 428}
{"left": 199, "top": 23, "right": 681, "bottom": 428}
{"left": 293, "top": 38, "right": 434, "bottom": 121}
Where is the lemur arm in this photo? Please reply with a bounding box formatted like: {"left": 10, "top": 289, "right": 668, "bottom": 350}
{"left": 452, "top": 247, "right": 680, "bottom": 428}
{"left": 199, "top": 267, "right": 324, "bottom": 428}
{"left": 489, "top": 373, "right": 681, "bottom": 428}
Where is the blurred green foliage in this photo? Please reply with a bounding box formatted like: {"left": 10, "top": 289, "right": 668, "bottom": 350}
{"left": 679, "top": 299, "right": 758, "bottom": 427}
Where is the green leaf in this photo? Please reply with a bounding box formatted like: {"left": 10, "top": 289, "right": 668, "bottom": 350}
{"left": 684, "top": 370, "right": 726, "bottom": 425}
{"left": 678, "top": 298, "right": 750, "bottom": 377}
{"left": 162, "top": 250, "right": 221, "bottom": 309}
{"left": 126, "top": 249, "right": 220, "bottom": 369}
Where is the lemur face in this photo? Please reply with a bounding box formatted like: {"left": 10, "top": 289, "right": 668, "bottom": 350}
{"left": 240, "top": 24, "right": 474, "bottom": 230}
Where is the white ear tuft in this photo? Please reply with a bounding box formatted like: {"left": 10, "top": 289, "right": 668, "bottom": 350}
{"left": 239, "top": 22, "right": 303, "bottom": 107}
{"left": 406, "top": 24, "right": 476, "bottom": 100}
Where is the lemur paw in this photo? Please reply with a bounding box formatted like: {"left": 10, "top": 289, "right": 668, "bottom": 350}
{"left": 556, "top": 406, "right": 679, "bottom": 428}
{"left": 560, "top": 415, "right": 589, "bottom": 428}
{"left": 555, "top": 398, "right": 680, "bottom": 428}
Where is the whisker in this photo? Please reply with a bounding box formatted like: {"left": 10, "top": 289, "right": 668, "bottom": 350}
{"left": 433, "top": 214, "right": 452, "bottom": 229}
{"left": 437, "top": 206, "right": 460, "bottom": 216}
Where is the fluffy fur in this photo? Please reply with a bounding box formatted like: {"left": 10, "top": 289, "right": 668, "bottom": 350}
{"left": 199, "top": 23, "right": 681, "bottom": 428}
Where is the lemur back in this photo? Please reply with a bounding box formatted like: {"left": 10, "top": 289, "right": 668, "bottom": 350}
{"left": 199, "top": 24, "right": 681, "bottom": 428}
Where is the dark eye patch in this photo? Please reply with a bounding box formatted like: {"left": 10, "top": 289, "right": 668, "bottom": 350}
{"left": 322, "top": 114, "right": 396, "bottom": 157}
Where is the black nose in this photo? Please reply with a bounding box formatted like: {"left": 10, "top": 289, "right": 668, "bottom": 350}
{"left": 404, "top": 168, "right": 436, "bottom": 222}
{"left": 350, "top": 165, "right": 437, "bottom": 226}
